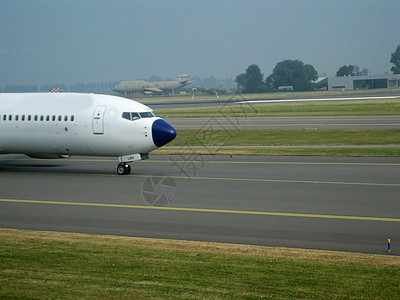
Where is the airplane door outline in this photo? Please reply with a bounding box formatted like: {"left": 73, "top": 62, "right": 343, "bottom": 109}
{"left": 92, "top": 105, "right": 106, "bottom": 134}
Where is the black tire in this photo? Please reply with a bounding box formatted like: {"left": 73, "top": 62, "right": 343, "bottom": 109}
{"left": 117, "top": 163, "right": 132, "bottom": 175}
{"left": 117, "top": 164, "right": 127, "bottom": 175}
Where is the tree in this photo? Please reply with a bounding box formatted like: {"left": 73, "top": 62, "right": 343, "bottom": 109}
{"left": 235, "top": 64, "right": 267, "bottom": 93}
{"left": 359, "top": 68, "right": 370, "bottom": 76}
{"left": 235, "top": 73, "right": 246, "bottom": 91}
{"left": 303, "top": 64, "right": 318, "bottom": 85}
{"left": 336, "top": 65, "right": 355, "bottom": 77}
{"left": 267, "top": 59, "right": 318, "bottom": 91}
{"left": 336, "top": 64, "right": 370, "bottom": 76}
{"left": 390, "top": 44, "right": 400, "bottom": 74}
{"left": 244, "top": 64, "right": 264, "bottom": 93}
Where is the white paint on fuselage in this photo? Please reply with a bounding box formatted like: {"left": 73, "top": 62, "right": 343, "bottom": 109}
{"left": 0, "top": 93, "right": 159, "bottom": 157}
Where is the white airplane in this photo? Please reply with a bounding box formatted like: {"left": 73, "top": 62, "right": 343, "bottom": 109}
{"left": 113, "top": 74, "right": 195, "bottom": 96}
{"left": 0, "top": 93, "right": 176, "bottom": 175}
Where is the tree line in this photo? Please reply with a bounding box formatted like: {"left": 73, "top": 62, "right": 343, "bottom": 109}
{"left": 2, "top": 44, "right": 399, "bottom": 94}
{"left": 236, "top": 44, "right": 400, "bottom": 93}
{"left": 235, "top": 61, "right": 320, "bottom": 93}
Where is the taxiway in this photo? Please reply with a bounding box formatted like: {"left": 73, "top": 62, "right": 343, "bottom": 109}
{"left": 0, "top": 154, "right": 399, "bottom": 254}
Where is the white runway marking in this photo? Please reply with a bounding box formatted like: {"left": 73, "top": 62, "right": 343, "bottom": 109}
{"left": 236, "top": 95, "right": 400, "bottom": 104}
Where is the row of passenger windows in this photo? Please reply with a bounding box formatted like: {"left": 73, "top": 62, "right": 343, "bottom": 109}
{"left": 122, "top": 111, "right": 157, "bottom": 121}
{"left": 1, "top": 114, "right": 75, "bottom": 122}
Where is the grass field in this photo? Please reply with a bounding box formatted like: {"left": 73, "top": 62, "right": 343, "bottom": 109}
{"left": 153, "top": 97, "right": 400, "bottom": 156}
{"left": 169, "top": 129, "right": 400, "bottom": 146}
{"left": 1, "top": 229, "right": 399, "bottom": 299}
{"left": 153, "top": 129, "right": 400, "bottom": 157}
{"left": 155, "top": 146, "right": 400, "bottom": 157}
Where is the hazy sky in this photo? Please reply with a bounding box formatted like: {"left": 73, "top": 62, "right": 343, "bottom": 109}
{"left": 1, "top": 0, "right": 399, "bottom": 86}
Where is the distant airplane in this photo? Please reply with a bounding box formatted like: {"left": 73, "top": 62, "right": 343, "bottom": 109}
{"left": 112, "top": 74, "right": 195, "bottom": 96}
{"left": 0, "top": 93, "right": 176, "bottom": 175}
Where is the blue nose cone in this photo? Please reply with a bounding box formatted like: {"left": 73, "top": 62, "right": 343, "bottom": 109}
{"left": 152, "top": 119, "right": 177, "bottom": 148}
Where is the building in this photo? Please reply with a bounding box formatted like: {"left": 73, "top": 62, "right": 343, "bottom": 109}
{"left": 328, "top": 74, "right": 400, "bottom": 91}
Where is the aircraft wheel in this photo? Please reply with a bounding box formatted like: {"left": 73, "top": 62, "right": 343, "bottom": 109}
{"left": 117, "top": 163, "right": 131, "bottom": 175}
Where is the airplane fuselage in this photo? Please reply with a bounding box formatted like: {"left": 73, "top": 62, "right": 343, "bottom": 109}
{"left": 0, "top": 93, "right": 176, "bottom": 174}
{"left": 113, "top": 79, "right": 194, "bottom": 95}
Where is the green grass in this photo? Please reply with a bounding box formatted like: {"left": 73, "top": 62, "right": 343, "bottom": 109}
{"left": 170, "top": 129, "right": 400, "bottom": 146}
{"left": 153, "top": 95, "right": 400, "bottom": 156}
{"left": 156, "top": 129, "right": 400, "bottom": 157}
{"left": 156, "top": 99, "right": 400, "bottom": 118}
{"left": 155, "top": 147, "right": 400, "bottom": 157}
{"left": 1, "top": 229, "right": 399, "bottom": 299}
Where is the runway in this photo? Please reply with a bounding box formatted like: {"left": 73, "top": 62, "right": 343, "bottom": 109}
{"left": 146, "top": 94, "right": 400, "bottom": 109}
{"left": 0, "top": 154, "right": 399, "bottom": 254}
{"left": 166, "top": 115, "right": 400, "bottom": 130}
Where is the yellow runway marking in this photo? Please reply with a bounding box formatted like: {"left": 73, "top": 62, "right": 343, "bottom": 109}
{"left": 2, "top": 157, "right": 400, "bottom": 167}
{"left": 1, "top": 198, "right": 399, "bottom": 223}
{"left": 1, "top": 159, "right": 399, "bottom": 186}
{"left": 131, "top": 174, "right": 400, "bottom": 187}
{"left": 71, "top": 158, "right": 400, "bottom": 167}
{"left": 29, "top": 158, "right": 400, "bottom": 167}
{"left": 146, "top": 160, "right": 400, "bottom": 166}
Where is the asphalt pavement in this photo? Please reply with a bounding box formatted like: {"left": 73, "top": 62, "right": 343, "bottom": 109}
{"left": 0, "top": 154, "right": 399, "bottom": 254}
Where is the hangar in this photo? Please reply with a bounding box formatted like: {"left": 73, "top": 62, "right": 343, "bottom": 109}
{"left": 328, "top": 74, "right": 400, "bottom": 91}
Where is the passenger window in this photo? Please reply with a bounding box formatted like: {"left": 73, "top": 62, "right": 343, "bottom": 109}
{"left": 46, "top": 115, "right": 50, "bottom": 121}
{"left": 22, "top": 115, "right": 25, "bottom": 121}
{"left": 58, "top": 115, "right": 62, "bottom": 121}
{"left": 34, "top": 115, "right": 38, "bottom": 121}
{"left": 64, "top": 116, "right": 68, "bottom": 121}
{"left": 28, "top": 115, "right": 31, "bottom": 121}
{"left": 40, "top": 115, "right": 44, "bottom": 121}
{"left": 3, "top": 115, "right": 5, "bottom": 121}
{"left": 52, "top": 115, "right": 56, "bottom": 121}
{"left": 9, "top": 115, "right": 12, "bottom": 121}
{"left": 71, "top": 115, "right": 74, "bottom": 122}
{"left": 15, "top": 115, "right": 19, "bottom": 121}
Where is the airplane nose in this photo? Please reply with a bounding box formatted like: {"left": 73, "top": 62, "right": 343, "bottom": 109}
{"left": 152, "top": 119, "right": 177, "bottom": 147}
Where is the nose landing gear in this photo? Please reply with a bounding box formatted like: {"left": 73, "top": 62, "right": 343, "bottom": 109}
{"left": 117, "top": 153, "right": 148, "bottom": 175}
{"left": 117, "top": 163, "right": 131, "bottom": 175}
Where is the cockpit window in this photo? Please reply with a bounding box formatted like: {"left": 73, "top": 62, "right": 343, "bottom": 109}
{"left": 122, "top": 112, "right": 131, "bottom": 120}
{"left": 139, "top": 111, "right": 156, "bottom": 118}
{"left": 122, "top": 111, "right": 156, "bottom": 120}
{"left": 131, "top": 112, "right": 140, "bottom": 120}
